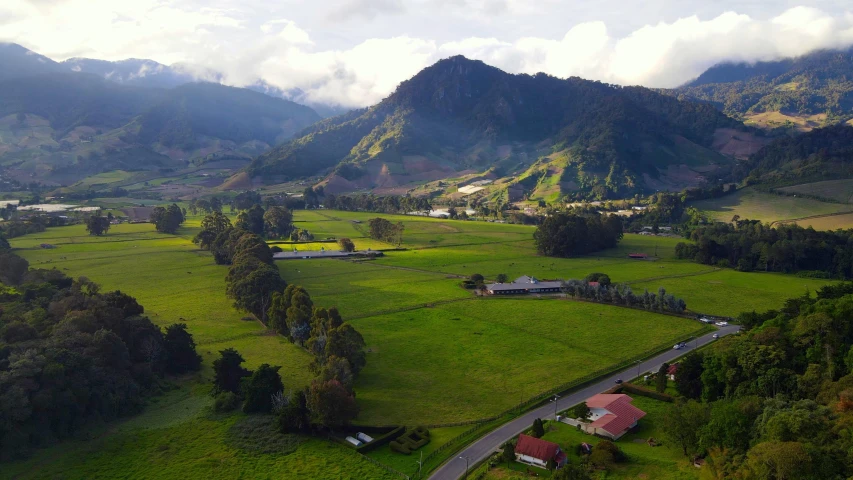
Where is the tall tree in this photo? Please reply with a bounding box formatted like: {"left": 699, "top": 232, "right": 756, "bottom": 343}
{"left": 163, "top": 323, "right": 202, "bottom": 374}
{"left": 662, "top": 399, "right": 710, "bottom": 457}
{"left": 235, "top": 204, "right": 265, "bottom": 235}
{"left": 85, "top": 214, "right": 111, "bottom": 236}
{"left": 150, "top": 204, "right": 184, "bottom": 234}
{"left": 656, "top": 362, "right": 670, "bottom": 393}
{"left": 675, "top": 352, "right": 705, "bottom": 399}
{"left": 263, "top": 206, "right": 294, "bottom": 239}
{"left": 193, "top": 211, "right": 232, "bottom": 250}
{"left": 212, "top": 348, "right": 251, "bottom": 395}
{"left": 306, "top": 379, "right": 359, "bottom": 427}
{"left": 242, "top": 364, "right": 284, "bottom": 413}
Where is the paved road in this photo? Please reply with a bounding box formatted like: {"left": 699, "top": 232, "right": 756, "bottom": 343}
{"left": 429, "top": 324, "right": 741, "bottom": 480}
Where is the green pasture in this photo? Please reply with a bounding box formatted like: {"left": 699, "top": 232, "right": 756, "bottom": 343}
{"left": 777, "top": 179, "right": 853, "bottom": 204}
{"left": 794, "top": 212, "right": 853, "bottom": 230}
{"left": 691, "top": 187, "right": 849, "bottom": 224}
{"left": 631, "top": 268, "right": 831, "bottom": 317}
{"left": 348, "top": 299, "right": 706, "bottom": 425}
{"left": 3, "top": 392, "right": 398, "bottom": 480}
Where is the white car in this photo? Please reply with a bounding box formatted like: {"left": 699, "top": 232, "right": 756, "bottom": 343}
{"left": 715, "top": 321, "right": 728, "bottom": 327}
{"left": 700, "top": 318, "right": 713, "bottom": 324}
{"left": 673, "top": 344, "right": 682, "bottom": 350}
{"left": 712, "top": 333, "right": 719, "bottom": 339}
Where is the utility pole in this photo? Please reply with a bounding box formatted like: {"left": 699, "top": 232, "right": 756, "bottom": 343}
{"left": 415, "top": 450, "right": 423, "bottom": 478}
{"left": 459, "top": 456, "right": 470, "bottom": 480}
{"left": 635, "top": 360, "right": 641, "bottom": 381}
{"left": 551, "top": 394, "right": 560, "bottom": 419}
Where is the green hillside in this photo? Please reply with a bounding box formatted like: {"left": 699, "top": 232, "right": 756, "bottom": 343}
{"left": 250, "top": 56, "right": 744, "bottom": 198}
{"left": 672, "top": 47, "right": 853, "bottom": 128}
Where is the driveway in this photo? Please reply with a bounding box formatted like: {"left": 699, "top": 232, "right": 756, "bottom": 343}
{"left": 429, "top": 324, "right": 740, "bottom": 480}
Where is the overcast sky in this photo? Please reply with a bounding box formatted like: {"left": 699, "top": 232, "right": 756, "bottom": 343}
{"left": 3, "top": 1, "right": 853, "bottom": 107}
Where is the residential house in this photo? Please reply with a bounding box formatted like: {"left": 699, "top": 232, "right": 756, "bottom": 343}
{"left": 667, "top": 364, "right": 678, "bottom": 381}
{"left": 514, "top": 434, "right": 567, "bottom": 469}
{"left": 584, "top": 394, "right": 646, "bottom": 440}
{"left": 484, "top": 276, "right": 562, "bottom": 295}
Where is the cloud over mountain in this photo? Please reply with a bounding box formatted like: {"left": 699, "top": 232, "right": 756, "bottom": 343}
{"left": 2, "top": 2, "right": 852, "bottom": 108}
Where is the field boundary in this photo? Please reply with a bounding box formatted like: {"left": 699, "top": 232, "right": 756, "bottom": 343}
{"left": 769, "top": 209, "right": 853, "bottom": 227}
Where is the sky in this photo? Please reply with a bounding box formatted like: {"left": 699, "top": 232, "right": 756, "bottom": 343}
{"left": 2, "top": 1, "right": 853, "bottom": 108}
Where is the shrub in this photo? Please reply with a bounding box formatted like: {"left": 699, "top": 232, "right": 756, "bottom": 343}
{"left": 214, "top": 392, "right": 240, "bottom": 413}
{"left": 595, "top": 440, "right": 625, "bottom": 462}
{"left": 270, "top": 246, "right": 283, "bottom": 253}
{"left": 390, "top": 427, "right": 431, "bottom": 454}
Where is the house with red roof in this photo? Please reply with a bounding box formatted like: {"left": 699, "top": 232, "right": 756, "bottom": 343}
{"left": 583, "top": 394, "right": 646, "bottom": 440}
{"left": 513, "top": 434, "right": 568, "bottom": 469}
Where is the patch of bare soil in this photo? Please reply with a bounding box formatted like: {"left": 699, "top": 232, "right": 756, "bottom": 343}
{"left": 122, "top": 207, "right": 154, "bottom": 221}
{"left": 712, "top": 128, "right": 771, "bottom": 160}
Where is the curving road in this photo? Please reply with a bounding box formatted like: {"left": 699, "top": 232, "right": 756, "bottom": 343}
{"left": 429, "top": 324, "right": 741, "bottom": 480}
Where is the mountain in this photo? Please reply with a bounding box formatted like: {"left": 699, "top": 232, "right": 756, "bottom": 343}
{"left": 0, "top": 43, "right": 65, "bottom": 81}
{"left": 734, "top": 124, "right": 853, "bottom": 186}
{"left": 0, "top": 45, "right": 323, "bottom": 185}
{"left": 63, "top": 55, "right": 349, "bottom": 118}
{"left": 673, "top": 47, "right": 853, "bottom": 130}
{"left": 62, "top": 57, "right": 197, "bottom": 89}
{"left": 249, "top": 56, "right": 756, "bottom": 199}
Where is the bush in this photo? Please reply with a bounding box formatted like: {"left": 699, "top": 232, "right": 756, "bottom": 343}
{"left": 595, "top": 440, "right": 625, "bottom": 462}
{"left": 390, "top": 427, "right": 431, "bottom": 454}
{"left": 620, "top": 383, "right": 675, "bottom": 402}
{"left": 214, "top": 392, "right": 240, "bottom": 413}
{"left": 270, "top": 246, "right": 283, "bottom": 253}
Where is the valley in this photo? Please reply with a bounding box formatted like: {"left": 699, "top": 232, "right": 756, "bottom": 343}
{"left": 3, "top": 210, "right": 837, "bottom": 479}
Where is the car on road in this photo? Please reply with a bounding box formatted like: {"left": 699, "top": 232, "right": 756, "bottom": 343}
{"left": 712, "top": 333, "right": 719, "bottom": 339}
{"left": 673, "top": 343, "right": 681, "bottom": 350}
{"left": 700, "top": 317, "right": 713, "bottom": 323}
{"left": 615, "top": 378, "right": 623, "bottom": 384}
{"left": 716, "top": 321, "right": 728, "bottom": 326}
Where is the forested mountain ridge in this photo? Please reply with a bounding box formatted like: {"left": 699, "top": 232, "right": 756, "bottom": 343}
{"left": 249, "top": 56, "right": 751, "bottom": 198}
{"left": 672, "top": 47, "right": 853, "bottom": 129}
{"left": 0, "top": 44, "right": 322, "bottom": 185}
{"left": 733, "top": 124, "right": 853, "bottom": 186}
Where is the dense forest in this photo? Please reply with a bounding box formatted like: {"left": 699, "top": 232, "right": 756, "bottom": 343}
{"left": 676, "top": 220, "right": 853, "bottom": 278}
{"left": 665, "top": 283, "right": 853, "bottom": 479}
{"left": 533, "top": 213, "right": 623, "bottom": 257}
{"left": 672, "top": 47, "right": 853, "bottom": 120}
{"left": 734, "top": 125, "right": 853, "bottom": 186}
{"left": 0, "top": 241, "right": 201, "bottom": 459}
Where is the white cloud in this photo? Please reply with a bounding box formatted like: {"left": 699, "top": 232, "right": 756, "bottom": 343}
{"left": 2, "top": 2, "right": 853, "bottom": 108}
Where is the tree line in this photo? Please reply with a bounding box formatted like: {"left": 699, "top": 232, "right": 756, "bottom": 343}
{"left": 676, "top": 220, "right": 853, "bottom": 278}
{"left": 660, "top": 283, "right": 853, "bottom": 478}
{"left": 324, "top": 194, "right": 432, "bottom": 215}
{"left": 533, "top": 213, "right": 624, "bottom": 257}
{"left": 0, "top": 246, "right": 201, "bottom": 459}
{"left": 367, "top": 217, "right": 404, "bottom": 246}
{"left": 193, "top": 212, "right": 366, "bottom": 430}
{"left": 561, "top": 279, "right": 687, "bottom": 314}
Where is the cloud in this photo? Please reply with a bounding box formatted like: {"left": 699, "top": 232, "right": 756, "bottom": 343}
{"left": 2, "top": 3, "right": 853, "bottom": 108}
{"left": 326, "top": 0, "right": 405, "bottom": 22}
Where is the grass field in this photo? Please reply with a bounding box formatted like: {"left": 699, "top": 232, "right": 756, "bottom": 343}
{"left": 777, "top": 179, "right": 853, "bottom": 204}
{"left": 691, "top": 187, "right": 850, "bottom": 224}
{"left": 5, "top": 209, "right": 838, "bottom": 477}
{"left": 3, "top": 384, "right": 400, "bottom": 480}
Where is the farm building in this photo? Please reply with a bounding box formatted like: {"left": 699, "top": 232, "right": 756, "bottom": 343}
{"left": 584, "top": 394, "right": 646, "bottom": 440}
{"left": 513, "top": 434, "right": 567, "bottom": 469}
{"left": 273, "top": 250, "right": 384, "bottom": 260}
{"left": 484, "top": 276, "right": 562, "bottom": 295}
{"left": 628, "top": 253, "right": 648, "bottom": 259}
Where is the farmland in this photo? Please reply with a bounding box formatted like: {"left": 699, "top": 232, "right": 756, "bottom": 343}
{"left": 691, "top": 187, "right": 850, "bottom": 224}
{"left": 5, "top": 210, "right": 838, "bottom": 477}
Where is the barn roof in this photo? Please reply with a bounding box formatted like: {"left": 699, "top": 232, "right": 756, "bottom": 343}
{"left": 514, "top": 434, "right": 560, "bottom": 461}
{"left": 586, "top": 394, "right": 646, "bottom": 436}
